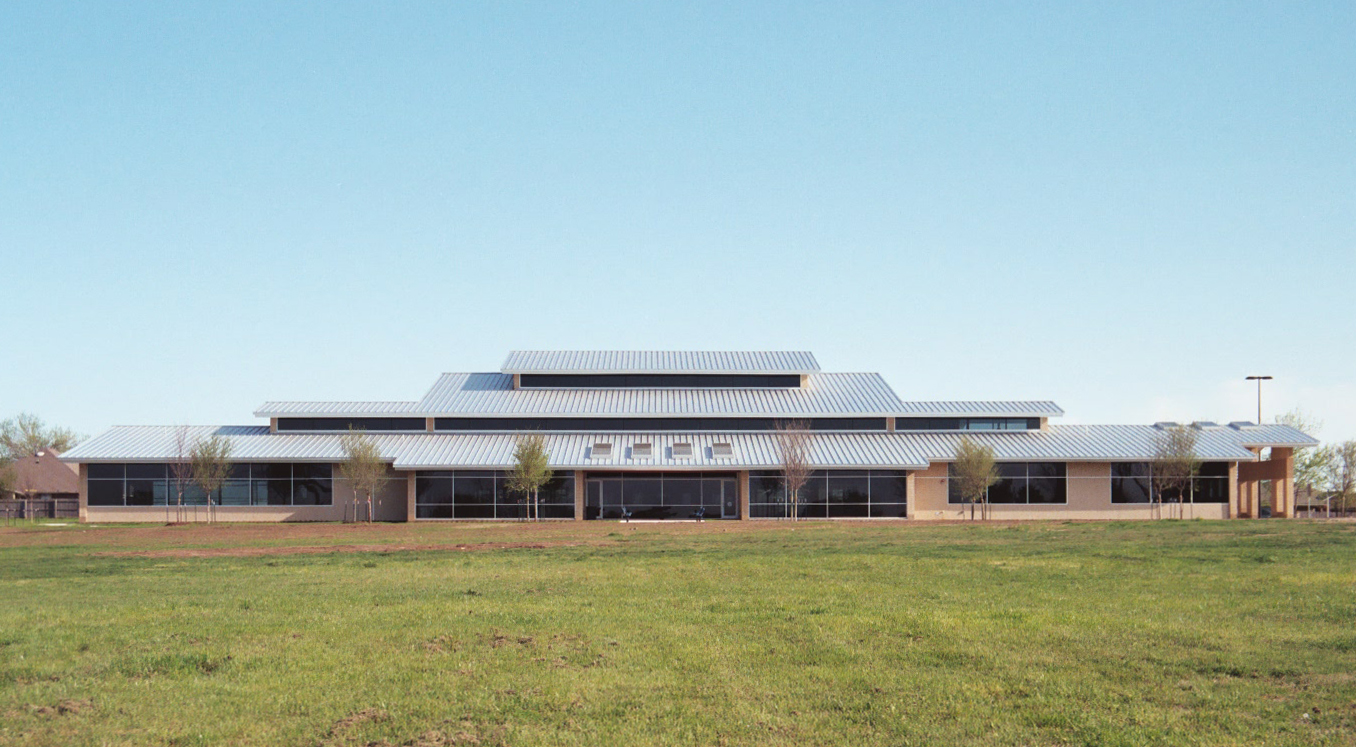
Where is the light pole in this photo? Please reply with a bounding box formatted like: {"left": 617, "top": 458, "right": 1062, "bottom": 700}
{"left": 1245, "top": 375, "right": 1273, "bottom": 424}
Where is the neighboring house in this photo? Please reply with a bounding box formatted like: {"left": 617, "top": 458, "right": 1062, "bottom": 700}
{"left": 3, "top": 449, "right": 79, "bottom": 502}
{"left": 59, "top": 350, "right": 1318, "bottom": 522}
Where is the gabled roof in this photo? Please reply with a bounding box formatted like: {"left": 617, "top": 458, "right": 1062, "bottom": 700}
{"left": 500, "top": 350, "right": 820, "bottom": 374}
{"left": 413, "top": 372, "right": 904, "bottom": 417}
{"left": 5, "top": 449, "right": 79, "bottom": 495}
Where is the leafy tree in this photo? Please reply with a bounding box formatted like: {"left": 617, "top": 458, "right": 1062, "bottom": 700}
{"left": 190, "top": 435, "right": 233, "bottom": 524}
{"left": 1152, "top": 425, "right": 1200, "bottom": 519}
{"left": 953, "top": 436, "right": 999, "bottom": 520}
{"left": 0, "top": 413, "right": 83, "bottom": 460}
{"left": 775, "top": 420, "right": 811, "bottom": 520}
{"left": 1324, "top": 441, "right": 1356, "bottom": 515}
{"left": 339, "top": 429, "right": 387, "bottom": 522}
{"left": 0, "top": 458, "right": 14, "bottom": 496}
{"left": 1276, "top": 409, "right": 1328, "bottom": 499}
{"left": 506, "top": 433, "right": 553, "bottom": 521}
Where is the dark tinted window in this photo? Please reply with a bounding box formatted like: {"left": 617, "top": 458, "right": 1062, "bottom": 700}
{"left": 434, "top": 417, "right": 884, "bottom": 432}
{"left": 276, "top": 418, "right": 425, "bottom": 432}
{"left": 518, "top": 374, "right": 802, "bottom": 388}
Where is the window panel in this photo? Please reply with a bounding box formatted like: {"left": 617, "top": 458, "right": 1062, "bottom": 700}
{"left": 292, "top": 478, "right": 331, "bottom": 506}
{"left": 87, "top": 480, "right": 124, "bottom": 506}
{"left": 220, "top": 480, "right": 251, "bottom": 506}
{"left": 126, "top": 464, "right": 167, "bottom": 479}
{"left": 87, "top": 464, "right": 124, "bottom": 479}
{"left": 871, "top": 503, "right": 908, "bottom": 518}
{"left": 125, "top": 479, "right": 158, "bottom": 506}
{"left": 1112, "top": 477, "right": 1152, "bottom": 504}
{"left": 869, "top": 474, "right": 908, "bottom": 505}
{"left": 416, "top": 477, "right": 453, "bottom": 504}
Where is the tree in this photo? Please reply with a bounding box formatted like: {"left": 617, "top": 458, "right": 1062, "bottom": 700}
{"left": 339, "top": 429, "right": 386, "bottom": 522}
{"left": 0, "top": 458, "right": 14, "bottom": 497}
{"left": 1152, "top": 425, "right": 1200, "bottom": 520}
{"left": 1323, "top": 441, "right": 1356, "bottom": 516}
{"left": 169, "top": 426, "right": 194, "bottom": 523}
{"left": 775, "top": 420, "right": 811, "bottom": 521}
{"left": 1276, "top": 409, "right": 1328, "bottom": 500}
{"left": 190, "top": 435, "right": 233, "bottom": 524}
{"left": 952, "top": 437, "right": 999, "bottom": 521}
{"left": 505, "top": 433, "right": 552, "bottom": 521}
{"left": 0, "top": 413, "right": 83, "bottom": 460}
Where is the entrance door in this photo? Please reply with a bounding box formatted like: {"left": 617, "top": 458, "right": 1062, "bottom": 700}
{"left": 720, "top": 478, "right": 739, "bottom": 519}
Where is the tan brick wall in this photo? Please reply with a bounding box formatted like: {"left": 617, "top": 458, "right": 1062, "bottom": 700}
{"left": 909, "top": 461, "right": 1230, "bottom": 521}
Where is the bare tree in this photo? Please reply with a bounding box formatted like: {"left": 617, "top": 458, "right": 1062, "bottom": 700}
{"left": 190, "top": 435, "right": 233, "bottom": 524}
{"left": 506, "top": 433, "right": 553, "bottom": 521}
{"left": 339, "top": 429, "right": 387, "bottom": 522}
{"left": 775, "top": 420, "right": 811, "bottom": 520}
{"left": 0, "top": 413, "right": 83, "bottom": 460}
{"left": 169, "top": 426, "right": 194, "bottom": 523}
{"left": 952, "top": 436, "right": 999, "bottom": 521}
{"left": 1324, "top": 441, "right": 1356, "bottom": 516}
{"left": 1152, "top": 425, "right": 1201, "bottom": 520}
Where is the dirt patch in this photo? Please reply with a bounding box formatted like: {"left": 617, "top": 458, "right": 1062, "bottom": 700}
{"left": 322, "top": 707, "right": 390, "bottom": 742}
{"left": 28, "top": 698, "right": 92, "bottom": 717}
{"left": 93, "top": 541, "right": 568, "bottom": 559}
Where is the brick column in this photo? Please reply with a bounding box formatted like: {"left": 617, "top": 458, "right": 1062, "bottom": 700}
{"left": 574, "top": 470, "right": 585, "bottom": 521}
{"left": 406, "top": 473, "right": 417, "bottom": 522}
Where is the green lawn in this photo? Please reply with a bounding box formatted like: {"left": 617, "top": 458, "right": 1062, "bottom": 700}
{"left": 1, "top": 520, "right": 1354, "bottom": 746}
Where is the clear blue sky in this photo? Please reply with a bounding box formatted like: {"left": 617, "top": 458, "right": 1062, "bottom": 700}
{"left": 2, "top": 2, "right": 1353, "bottom": 443}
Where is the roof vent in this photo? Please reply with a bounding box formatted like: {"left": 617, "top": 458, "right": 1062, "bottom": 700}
{"left": 1228, "top": 421, "right": 1258, "bottom": 430}
{"left": 711, "top": 442, "right": 734, "bottom": 458}
{"left": 671, "top": 442, "right": 693, "bottom": 458}
{"left": 1192, "top": 421, "right": 1221, "bottom": 430}
{"left": 590, "top": 442, "right": 613, "bottom": 459}
{"left": 631, "top": 443, "right": 653, "bottom": 459}
{"left": 1153, "top": 421, "right": 1179, "bottom": 430}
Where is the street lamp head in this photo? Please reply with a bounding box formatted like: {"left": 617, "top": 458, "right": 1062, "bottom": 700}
{"left": 1245, "top": 375, "right": 1273, "bottom": 381}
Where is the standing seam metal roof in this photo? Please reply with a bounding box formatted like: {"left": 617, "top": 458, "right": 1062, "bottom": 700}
{"left": 60, "top": 423, "right": 1315, "bottom": 468}
{"left": 500, "top": 350, "right": 820, "bottom": 374}
{"left": 411, "top": 372, "right": 906, "bottom": 416}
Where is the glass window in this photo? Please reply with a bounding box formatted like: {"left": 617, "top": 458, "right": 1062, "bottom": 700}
{"left": 126, "top": 463, "right": 167, "bottom": 479}
{"left": 293, "top": 464, "right": 332, "bottom": 479}
{"left": 292, "top": 479, "right": 331, "bottom": 506}
{"left": 416, "top": 477, "right": 453, "bottom": 504}
{"left": 87, "top": 480, "right": 124, "bottom": 506}
{"left": 87, "top": 464, "right": 124, "bottom": 479}
{"left": 220, "top": 480, "right": 251, "bottom": 506}
{"left": 125, "top": 480, "right": 158, "bottom": 506}
{"left": 1112, "top": 477, "right": 1152, "bottom": 504}
{"left": 827, "top": 473, "right": 870, "bottom": 518}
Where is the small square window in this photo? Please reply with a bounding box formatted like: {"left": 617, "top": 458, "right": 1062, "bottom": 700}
{"left": 591, "top": 443, "right": 613, "bottom": 459}
{"left": 712, "top": 442, "right": 734, "bottom": 458}
{"left": 631, "top": 443, "right": 653, "bottom": 459}
{"left": 672, "top": 442, "right": 693, "bottom": 458}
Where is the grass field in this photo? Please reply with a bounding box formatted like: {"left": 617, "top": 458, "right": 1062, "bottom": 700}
{"left": 1, "top": 519, "right": 1354, "bottom": 746}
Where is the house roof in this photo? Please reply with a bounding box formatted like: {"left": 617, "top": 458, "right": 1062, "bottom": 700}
{"left": 5, "top": 449, "right": 79, "bottom": 495}
{"left": 500, "top": 350, "right": 821, "bottom": 374}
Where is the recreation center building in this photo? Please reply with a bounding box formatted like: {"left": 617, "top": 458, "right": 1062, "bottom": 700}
{"left": 61, "top": 351, "right": 1317, "bottom": 522}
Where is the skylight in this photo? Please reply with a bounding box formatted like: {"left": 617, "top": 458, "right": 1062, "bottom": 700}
{"left": 591, "top": 442, "right": 613, "bottom": 459}
{"left": 711, "top": 442, "right": 734, "bottom": 458}
{"left": 671, "top": 442, "right": 693, "bottom": 458}
{"left": 631, "top": 442, "right": 653, "bottom": 459}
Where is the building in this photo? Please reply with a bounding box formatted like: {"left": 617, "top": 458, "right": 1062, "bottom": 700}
{"left": 60, "top": 351, "right": 1316, "bottom": 522}
{"left": 2, "top": 449, "right": 80, "bottom": 518}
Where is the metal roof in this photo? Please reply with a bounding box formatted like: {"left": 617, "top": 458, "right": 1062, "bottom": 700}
{"left": 911, "top": 423, "right": 1318, "bottom": 462}
{"left": 500, "top": 350, "right": 820, "bottom": 374}
{"left": 394, "top": 432, "right": 928, "bottom": 470}
{"left": 895, "top": 401, "right": 1064, "bottom": 418}
{"left": 62, "top": 422, "right": 1316, "bottom": 469}
{"left": 60, "top": 426, "right": 928, "bottom": 470}
{"left": 413, "top": 372, "right": 905, "bottom": 417}
{"left": 254, "top": 401, "right": 419, "bottom": 417}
